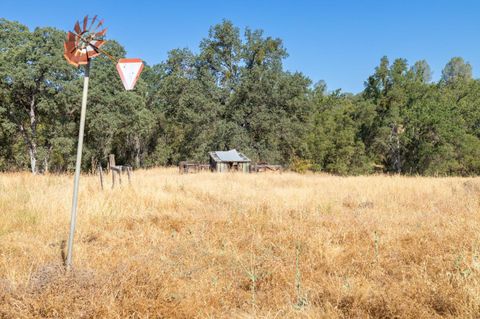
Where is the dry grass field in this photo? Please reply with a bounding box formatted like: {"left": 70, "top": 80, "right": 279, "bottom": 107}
{"left": 1, "top": 168, "right": 480, "bottom": 318}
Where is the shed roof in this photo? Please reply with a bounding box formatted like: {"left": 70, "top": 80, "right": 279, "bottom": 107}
{"left": 209, "top": 149, "right": 251, "bottom": 162}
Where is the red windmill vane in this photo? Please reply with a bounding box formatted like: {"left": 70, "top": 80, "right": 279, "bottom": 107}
{"left": 64, "top": 15, "right": 107, "bottom": 67}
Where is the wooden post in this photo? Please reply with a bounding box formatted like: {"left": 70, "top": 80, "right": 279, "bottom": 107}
{"left": 98, "top": 164, "right": 104, "bottom": 190}
{"left": 111, "top": 167, "right": 123, "bottom": 189}
{"left": 109, "top": 154, "right": 116, "bottom": 168}
{"left": 111, "top": 168, "right": 116, "bottom": 189}
{"left": 110, "top": 155, "right": 117, "bottom": 189}
{"left": 91, "top": 157, "right": 97, "bottom": 174}
{"left": 126, "top": 166, "right": 131, "bottom": 184}
{"left": 179, "top": 161, "right": 184, "bottom": 174}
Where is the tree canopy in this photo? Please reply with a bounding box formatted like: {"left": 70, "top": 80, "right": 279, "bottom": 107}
{"left": 1, "top": 18, "right": 480, "bottom": 176}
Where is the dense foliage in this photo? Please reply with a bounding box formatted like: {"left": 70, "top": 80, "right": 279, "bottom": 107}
{"left": 1, "top": 18, "right": 480, "bottom": 175}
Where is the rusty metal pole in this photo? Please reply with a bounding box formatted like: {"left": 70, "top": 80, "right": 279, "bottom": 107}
{"left": 66, "top": 60, "right": 90, "bottom": 270}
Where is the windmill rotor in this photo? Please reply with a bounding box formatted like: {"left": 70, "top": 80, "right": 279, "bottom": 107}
{"left": 64, "top": 15, "right": 107, "bottom": 67}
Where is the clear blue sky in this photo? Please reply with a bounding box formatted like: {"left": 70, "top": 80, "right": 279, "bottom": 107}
{"left": 1, "top": 0, "right": 479, "bottom": 93}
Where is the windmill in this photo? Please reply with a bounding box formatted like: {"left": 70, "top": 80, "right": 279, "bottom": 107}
{"left": 63, "top": 15, "right": 107, "bottom": 67}
{"left": 64, "top": 16, "right": 144, "bottom": 270}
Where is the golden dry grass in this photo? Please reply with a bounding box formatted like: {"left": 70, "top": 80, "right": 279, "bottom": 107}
{"left": 1, "top": 168, "right": 480, "bottom": 318}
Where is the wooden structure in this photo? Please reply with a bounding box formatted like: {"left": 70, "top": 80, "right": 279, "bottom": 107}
{"left": 110, "top": 165, "right": 132, "bottom": 188}
{"left": 372, "top": 163, "right": 385, "bottom": 174}
{"left": 179, "top": 162, "right": 210, "bottom": 174}
{"left": 97, "top": 154, "right": 133, "bottom": 189}
{"left": 251, "top": 163, "right": 283, "bottom": 173}
{"left": 178, "top": 151, "right": 285, "bottom": 174}
{"left": 209, "top": 149, "right": 251, "bottom": 173}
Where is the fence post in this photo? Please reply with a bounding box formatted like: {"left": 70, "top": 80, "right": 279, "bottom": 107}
{"left": 98, "top": 164, "right": 104, "bottom": 190}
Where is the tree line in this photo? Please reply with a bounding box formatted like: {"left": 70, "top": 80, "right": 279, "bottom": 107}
{"left": 1, "top": 18, "right": 480, "bottom": 175}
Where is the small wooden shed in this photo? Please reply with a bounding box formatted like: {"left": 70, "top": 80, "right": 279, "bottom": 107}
{"left": 209, "top": 149, "right": 251, "bottom": 173}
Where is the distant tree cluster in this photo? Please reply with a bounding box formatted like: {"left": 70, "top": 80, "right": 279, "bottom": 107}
{"left": 1, "top": 18, "right": 480, "bottom": 175}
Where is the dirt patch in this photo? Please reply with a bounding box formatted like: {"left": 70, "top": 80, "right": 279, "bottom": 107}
{"left": 28, "top": 263, "right": 96, "bottom": 294}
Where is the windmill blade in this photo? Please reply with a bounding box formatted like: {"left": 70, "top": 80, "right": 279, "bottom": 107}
{"left": 96, "top": 28, "right": 107, "bottom": 38}
{"left": 87, "top": 46, "right": 101, "bottom": 59}
{"left": 86, "top": 50, "right": 92, "bottom": 60}
{"left": 65, "top": 47, "right": 76, "bottom": 57}
{"left": 65, "top": 41, "right": 76, "bottom": 54}
{"left": 64, "top": 55, "right": 78, "bottom": 67}
{"left": 65, "top": 32, "right": 77, "bottom": 54}
{"left": 74, "top": 21, "right": 81, "bottom": 34}
{"left": 82, "top": 15, "right": 88, "bottom": 32}
{"left": 92, "top": 40, "right": 105, "bottom": 49}
{"left": 63, "top": 43, "right": 70, "bottom": 57}
{"left": 91, "top": 19, "right": 105, "bottom": 33}
{"left": 87, "top": 15, "right": 98, "bottom": 33}
{"left": 77, "top": 54, "right": 89, "bottom": 65}
{"left": 66, "top": 31, "right": 76, "bottom": 42}
{"left": 64, "top": 48, "right": 80, "bottom": 67}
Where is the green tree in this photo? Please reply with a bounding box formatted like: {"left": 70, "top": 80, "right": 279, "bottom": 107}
{"left": 441, "top": 57, "right": 472, "bottom": 84}
{"left": 363, "top": 57, "right": 410, "bottom": 173}
{"left": 411, "top": 60, "right": 432, "bottom": 83}
{"left": 0, "top": 19, "right": 78, "bottom": 173}
{"left": 308, "top": 88, "right": 370, "bottom": 174}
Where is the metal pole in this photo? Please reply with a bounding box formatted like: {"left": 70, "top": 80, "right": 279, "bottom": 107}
{"left": 66, "top": 60, "right": 90, "bottom": 270}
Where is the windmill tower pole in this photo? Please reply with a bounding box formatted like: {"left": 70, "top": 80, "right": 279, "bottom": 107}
{"left": 66, "top": 60, "right": 91, "bottom": 270}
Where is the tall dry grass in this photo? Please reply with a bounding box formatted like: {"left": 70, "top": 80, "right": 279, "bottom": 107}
{"left": 1, "top": 168, "right": 480, "bottom": 318}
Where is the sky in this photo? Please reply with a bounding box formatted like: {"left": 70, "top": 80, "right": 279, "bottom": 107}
{"left": 1, "top": 0, "right": 479, "bottom": 93}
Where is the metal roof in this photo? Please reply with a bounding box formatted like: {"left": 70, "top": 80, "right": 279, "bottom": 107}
{"left": 209, "top": 149, "right": 251, "bottom": 162}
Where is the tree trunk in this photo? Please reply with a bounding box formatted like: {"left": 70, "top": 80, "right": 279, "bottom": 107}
{"left": 29, "top": 144, "right": 37, "bottom": 174}
{"left": 43, "top": 145, "right": 52, "bottom": 174}
{"left": 395, "top": 135, "right": 401, "bottom": 173}
{"left": 29, "top": 96, "right": 37, "bottom": 174}
{"left": 91, "top": 157, "right": 97, "bottom": 174}
{"left": 134, "top": 135, "right": 141, "bottom": 168}
{"left": 43, "top": 154, "right": 48, "bottom": 174}
{"left": 390, "top": 124, "right": 402, "bottom": 174}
